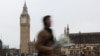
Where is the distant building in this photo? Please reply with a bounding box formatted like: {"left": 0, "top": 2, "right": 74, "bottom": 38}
{"left": 0, "top": 40, "right": 11, "bottom": 56}
{"left": 61, "top": 25, "right": 100, "bottom": 56}
{"left": 2, "top": 45, "right": 9, "bottom": 56}
{"left": 9, "top": 48, "right": 19, "bottom": 56}
{"left": 28, "top": 40, "right": 36, "bottom": 54}
{"left": 0, "top": 40, "right": 2, "bottom": 55}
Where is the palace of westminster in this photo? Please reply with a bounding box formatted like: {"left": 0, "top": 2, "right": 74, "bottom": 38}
{"left": 0, "top": 2, "right": 100, "bottom": 56}
{"left": 19, "top": 2, "right": 100, "bottom": 56}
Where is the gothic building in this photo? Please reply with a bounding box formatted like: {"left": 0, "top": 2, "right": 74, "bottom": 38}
{"left": 61, "top": 25, "right": 100, "bottom": 56}
{"left": 20, "top": 2, "right": 35, "bottom": 54}
{"left": 28, "top": 40, "right": 36, "bottom": 54}
{"left": 19, "top": 2, "right": 100, "bottom": 56}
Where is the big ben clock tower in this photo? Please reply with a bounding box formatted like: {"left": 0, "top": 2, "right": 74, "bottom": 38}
{"left": 20, "top": 2, "right": 30, "bottom": 54}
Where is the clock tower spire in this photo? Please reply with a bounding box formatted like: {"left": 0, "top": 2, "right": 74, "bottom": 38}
{"left": 20, "top": 1, "right": 30, "bottom": 54}
{"left": 22, "top": 1, "right": 28, "bottom": 15}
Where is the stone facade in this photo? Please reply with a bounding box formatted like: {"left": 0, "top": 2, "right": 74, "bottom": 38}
{"left": 28, "top": 41, "right": 36, "bottom": 54}
{"left": 20, "top": 2, "right": 36, "bottom": 54}
{"left": 20, "top": 2, "right": 30, "bottom": 54}
{"left": 61, "top": 26, "right": 100, "bottom": 56}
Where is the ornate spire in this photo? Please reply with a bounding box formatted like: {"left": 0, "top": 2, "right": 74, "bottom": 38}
{"left": 22, "top": 1, "right": 28, "bottom": 15}
{"left": 67, "top": 24, "right": 69, "bottom": 35}
{"left": 64, "top": 27, "right": 67, "bottom": 34}
{"left": 24, "top": 1, "right": 27, "bottom": 8}
{"left": 67, "top": 24, "right": 69, "bottom": 30}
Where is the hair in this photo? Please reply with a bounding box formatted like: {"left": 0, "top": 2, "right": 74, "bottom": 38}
{"left": 43, "top": 15, "right": 51, "bottom": 27}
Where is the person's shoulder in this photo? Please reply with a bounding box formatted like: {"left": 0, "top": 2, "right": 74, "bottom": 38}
{"left": 38, "top": 29, "right": 47, "bottom": 35}
{"left": 40, "top": 29, "right": 47, "bottom": 33}
{"left": 37, "top": 29, "right": 47, "bottom": 37}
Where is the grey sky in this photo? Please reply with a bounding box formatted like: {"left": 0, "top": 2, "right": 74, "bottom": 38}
{"left": 0, "top": 0, "right": 100, "bottom": 48}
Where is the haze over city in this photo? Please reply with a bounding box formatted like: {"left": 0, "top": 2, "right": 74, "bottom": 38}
{"left": 0, "top": 0, "right": 100, "bottom": 48}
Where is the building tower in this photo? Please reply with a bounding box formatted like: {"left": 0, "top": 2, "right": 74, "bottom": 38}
{"left": 67, "top": 24, "right": 69, "bottom": 35}
{"left": 20, "top": 2, "right": 30, "bottom": 54}
{"left": 64, "top": 24, "right": 70, "bottom": 35}
{"left": 64, "top": 27, "right": 67, "bottom": 35}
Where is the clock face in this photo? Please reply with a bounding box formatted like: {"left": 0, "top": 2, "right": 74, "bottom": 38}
{"left": 21, "top": 17, "right": 27, "bottom": 23}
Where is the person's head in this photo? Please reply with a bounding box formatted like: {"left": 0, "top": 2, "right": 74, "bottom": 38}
{"left": 43, "top": 15, "right": 52, "bottom": 27}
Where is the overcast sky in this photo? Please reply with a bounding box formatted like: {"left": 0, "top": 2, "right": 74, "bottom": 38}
{"left": 0, "top": 0, "right": 100, "bottom": 48}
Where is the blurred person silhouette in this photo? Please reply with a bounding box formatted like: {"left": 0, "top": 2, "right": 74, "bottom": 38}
{"left": 35, "top": 15, "right": 57, "bottom": 56}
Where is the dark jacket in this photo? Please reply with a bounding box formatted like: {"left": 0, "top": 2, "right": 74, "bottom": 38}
{"left": 35, "top": 29, "right": 55, "bottom": 56}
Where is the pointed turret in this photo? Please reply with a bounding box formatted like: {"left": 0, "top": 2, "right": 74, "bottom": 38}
{"left": 24, "top": 1, "right": 27, "bottom": 8}
{"left": 64, "top": 27, "right": 67, "bottom": 35}
{"left": 22, "top": 1, "right": 28, "bottom": 15}
{"left": 67, "top": 24, "right": 69, "bottom": 35}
